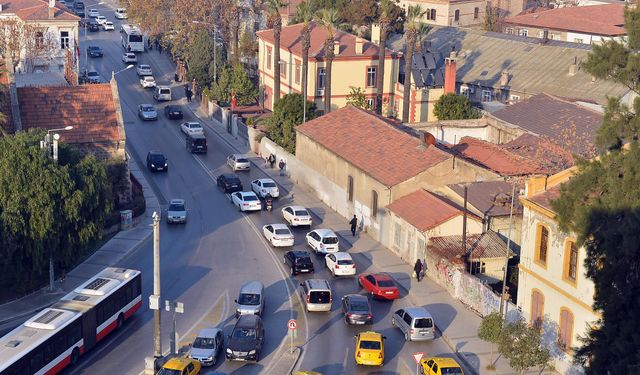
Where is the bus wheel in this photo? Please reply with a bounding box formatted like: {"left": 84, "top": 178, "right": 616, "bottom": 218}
{"left": 71, "top": 347, "right": 80, "bottom": 364}
{"left": 117, "top": 314, "right": 124, "bottom": 329}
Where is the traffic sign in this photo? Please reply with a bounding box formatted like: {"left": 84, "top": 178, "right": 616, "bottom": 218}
{"left": 413, "top": 352, "right": 425, "bottom": 364}
{"left": 288, "top": 319, "right": 297, "bottom": 330}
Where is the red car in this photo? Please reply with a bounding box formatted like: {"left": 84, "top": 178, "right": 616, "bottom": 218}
{"left": 358, "top": 273, "right": 400, "bottom": 300}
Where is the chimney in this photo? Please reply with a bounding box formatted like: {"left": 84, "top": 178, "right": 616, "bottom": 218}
{"left": 444, "top": 56, "right": 457, "bottom": 94}
{"left": 569, "top": 56, "right": 578, "bottom": 76}
{"left": 449, "top": 45, "right": 457, "bottom": 58}
{"left": 500, "top": 70, "right": 509, "bottom": 87}
{"left": 371, "top": 24, "right": 381, "bottom": 45}
{"left": 48, "top": 0, "right": 55, "bottom": 19}
{"left": 333, "top": 40, "right": 340, "bottom": 56}
{"left": 355, "top": 38, "right": 364, "bottom": 55}
{"left": 420, "top": 132, "right": 436, "bottom": 148}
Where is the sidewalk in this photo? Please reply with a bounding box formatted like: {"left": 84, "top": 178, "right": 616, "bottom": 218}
{"left": 0, "top": 153, "right": 160, "bottom": 328}
{"left": 186, "top": 100, "right": 550, "bottom": 375}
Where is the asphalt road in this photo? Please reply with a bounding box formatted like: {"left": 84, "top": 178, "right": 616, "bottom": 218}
{"left": 66, "top": 6, "right": 458, "bottom": 374}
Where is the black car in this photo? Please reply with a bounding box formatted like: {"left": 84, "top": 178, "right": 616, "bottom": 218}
{"left": 87, "top": 20, "right": 100, "bottom": 32}
{"left": 216, "top": 173, "right": 243, "bottom": 193}
{"left": 341, "top": 294, "right": 373, "bottom": 325}
{"left": 164, "top": 105, "right": 183, "bottom": 119}
{"left": 87, "top": 46, "right": 103, "bottom": 57}
{"left": 186, "top": 134, "right": 207, "bottom": 154}
{"left": 284, "top": 250, "right": 314, "bottom": 276}
{"left": 225, "top": 314, "right": 264, "bottom": 362}
{"left": 146, "top": 151, "right": 168, "bottom": 172}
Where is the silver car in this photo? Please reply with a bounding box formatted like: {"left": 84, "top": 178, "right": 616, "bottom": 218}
{"left": 166, "top": 199, "right": 187, "bottom": 224}
{"left": 235, "top": 281, "right": 265, "bottom": 317}
{"left": 227, "top": 154, "right": 251, "bottom": 171}
{"left": 392, "top": 306, "right": 435, "bottom": 341}
{"left": 138, "top": 104, "right": 158, "bottom": 121}
{"left": 251, "top": 178, "right": 279, "bottom": 198}
{"left": 189, "top": 328, "right": 224, "bottom": 366}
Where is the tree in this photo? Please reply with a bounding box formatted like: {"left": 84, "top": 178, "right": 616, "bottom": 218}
{"left": 267, "top": 0, "right": 287, "bottom": 105}
{"left": 484, "top": 4, "right": 505, "bottom": 32}
{"left": 498, "top": 318, "right": 550, "bottom": 374}
{"left": 185, "top": 28, "right": 218, "bottom": 88}
{"left": 315, "top": 8, "right": 342, "bottom": 113}
{"left": 298, "top": 1, "right": 313, "bottom": 108}
{"left": 340, "top": 0, "right": 378, "bottom": 27}
{"left": 346, "top": 87, "right": 369, "bottom": 109}
{"left": 210, "top": 65, "right": 233, "bottom": 103}
{"left": 478, "top": 312, "right": 503, "bottom": 371}
{"left": 433, "top": 93, "right": 482, "bottom": 120}
{"left": 238, "top": 30, "right": 258, "bottom": 63}
{"left": 266, "top": 93, "right": 317, "bottom": 153}
{"left": 374, "top": 0, "right": 392, "bottom": 115}
{"left": 401, "top": 5, "right": 426, "bottom": 123}
{"left": 231, "top": 62, "right": 259, "bottom": 105}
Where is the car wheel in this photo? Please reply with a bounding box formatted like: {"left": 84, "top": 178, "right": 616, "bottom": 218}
{"left": 291, "top": 267, "right": 296, "bottom": 276}
{"left": 391, "top": 318, "right": 395, "bottom": 326}
{"left": 405, "top": 331, "right": 410, "bottom": 342}
{"left": 237, "top": 204, "right": 242, "bottom": 212}
{"left": 211, "top": 355, "right": 217, "bottom": 366}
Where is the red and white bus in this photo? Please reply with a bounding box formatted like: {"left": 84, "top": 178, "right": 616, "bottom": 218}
{"left": 0, "top": 267, "right": 142, "bottom": 375}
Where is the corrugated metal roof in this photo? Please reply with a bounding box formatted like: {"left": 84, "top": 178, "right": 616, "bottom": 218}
{"left": 428, "top": 231, "right": 516, "bottom": 266}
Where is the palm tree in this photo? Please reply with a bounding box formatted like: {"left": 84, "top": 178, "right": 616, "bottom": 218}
{"left": 375, "top": 0, "right": 392, "bottom": 115}
{"left": 267, "top": 0, "right": 288, "bottom": 106}
{"left": 297, "top": 1, "right": 313, "bottom": 110}
{"left": 315, "top": 8, "right": 341, "bottom": 113}
{"left": 401, "top": 5, "right": 426, "bottom": 123}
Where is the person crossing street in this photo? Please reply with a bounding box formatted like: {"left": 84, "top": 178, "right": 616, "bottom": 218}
{"left": 349, "top": 215, "right": 357, "bottom": 236}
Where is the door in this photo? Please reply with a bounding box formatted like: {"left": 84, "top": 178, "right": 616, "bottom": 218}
{"left": 82, "top": 308, "right": 97, "bottom": 351}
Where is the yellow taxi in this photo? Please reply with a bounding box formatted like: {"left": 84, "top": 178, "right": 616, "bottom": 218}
{"left": 157, "top": 357, "right": 201, "bottom": 375}
{"left": 420, "top": 357, "right": 464, "bottom": 375}
{"left": 354, "top": 331, "right": 385, "bottom": 366}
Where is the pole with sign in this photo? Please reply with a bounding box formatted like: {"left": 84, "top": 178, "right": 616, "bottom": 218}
{"left": 288, "top": 319, "right": 297, "bottom": 353}
{"left": 413, "top": 352, "right": 425, "bottom": 374}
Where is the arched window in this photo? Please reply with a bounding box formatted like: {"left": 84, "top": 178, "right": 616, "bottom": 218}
{"left": 431, "top": 9, "right": 436, "bottom": 20}
{"left": 454, "top": 10, "right": 460, "bottom": 22}
{"left": 535, "top": 225, "right": 549, "bottom": 265}
{"left": 474, "top": 7, "right": 479, "bottom": 19}
{"left": 531, "top": 290, "right": 544, "bottom": 330}
{"left": 558, "top": 308, "right": 574, "bottom": 352}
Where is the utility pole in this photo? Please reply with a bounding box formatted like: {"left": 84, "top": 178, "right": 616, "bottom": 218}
{"left": 499, "top": 183, "right": 516, "bottom": 318}
{"left": 462, "top": 185, "right": 469, "bottom": 274}
{"left": 152, "top": 211, "right": 162, "bottom": 358}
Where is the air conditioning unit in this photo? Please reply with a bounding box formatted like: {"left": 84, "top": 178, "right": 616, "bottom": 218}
{"left": 317, "top": 88, "right": 325, "bottom": 96}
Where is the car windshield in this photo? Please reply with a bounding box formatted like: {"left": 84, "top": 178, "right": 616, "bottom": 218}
{"left": 238, "top": 293, "right": 260, "bottom": 305}
{"left": 294, "top": 257, "right": 311, "bottom": 265}
{"left": 295, "top": 210, "right": 309, "bottom": 216}
{"left": 275, "top": 229, "right": 290, "bottom": 235}
{"left": 190, "top": 124, "right": 202, "bottom": 129}
{"left": 150, "top": 155, "right": 165, "bottom": 162}
{"left": 237, "top": 158, "right": 249, "bottom": 163}
{"left": 140, "top": 65, "right": 150, "bottom": 69}
{"left": 232, "top": 328, "right": 256, "bottom": 339}
{"left": 193, "top": 336, "right": 215, "bottom": 349}
{"left": 359, "top": 340, "right": 381, "bottom": 350}
{"left": 142, "top": 106, "right": 154, "bottom": 112}
{"left": 226, "top": 178, "right": 239, "bottom": 184}
{"left": 169, "top": 204, "right": 184, "bottom": 211}
{"left": 337, "top": 259, "right": 353, "bottom": 265}
{"left": 415, "top": 318, "right": 433, "bottom": 328}
{"left": 89, "top": 46, "right": 99, "bottom": 50}
{"left": 322, "top": 236, "right": 338, "bottom": 244}
{"left": 350, "top": 301, "right": 369, "bottom": 312}
{"left": 378, "top": 280, "right": 395, "bottom": 287}
{"left": 441, "top": 368, "right": 464, "bottom": 375}
{"left": 263, "top": 182, "right": 276, "bottom": 188}
{"left": 309, "top": 291, "right": 330, "bottom": 303}
{"left": 244, "top": 195, "right": 258, "bottom": 201}
{"left": 144, "top": 77, "right": 154, "bottom": 81}
{"left": 156, "top": 369, "right": 181, "bottom": 375}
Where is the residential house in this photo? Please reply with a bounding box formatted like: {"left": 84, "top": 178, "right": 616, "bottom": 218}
{"left": 398, "top": 0, "right": 525, "bottom": 27}
{"left": 503, "top": 4, "right": 626, "bottom": 45}
{"left": 0, "top": 0, "right": 79, "bottom": 78}
{"left": 518, "top": 168, "right": 594, "bottom": 374}
{"left": 279, "top": 0, "right": 303, "bottom": 26}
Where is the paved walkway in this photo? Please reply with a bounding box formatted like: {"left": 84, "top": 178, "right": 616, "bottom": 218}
{"left": 186, "top": 100, "right": 554, "bottom": 375}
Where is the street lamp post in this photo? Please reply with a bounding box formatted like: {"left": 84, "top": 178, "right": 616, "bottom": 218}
{"left": 111, "top": 64, "right": 135, "bottom": 80}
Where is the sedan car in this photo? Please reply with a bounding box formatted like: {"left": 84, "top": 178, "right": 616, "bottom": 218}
{"left": 217, "top": 173, "right": 243, "bottom": 193}
{"left": 121, "top": 52, "right": 137, "bottom": 64}
{"left": 325, "top": 252, "right": 356, "bottom": 276}
{"left": 180, "top": 121, "right": 204, "bottom": 136}
{"left": 85, "top": 70, "right": 101, "bottom": 83}
{"left": 114, "top": 8, "right": 128, "bottom": 19}
{"left": 146, "top": 151, "right": 167, "bottom": 172}
{"left": 306, "top": 229, "right": 339, "bottom": 254}
{"left": 227, "top": 154, "right": 250, "bottom": 171}
{"left": 189, "top": 328, "right": 223, "bottom": 366}
{"left": 354, "top": 331, "right": 385, "bottom": 366}
{"left": 103, "top": 21, "right": 114, "bottom": 30}
{"left": 420, "top": 357, "right": 464, "bottom": 375}
{"left": 95, "top": 15, "right": 107, "bottom": 24}
{"left": 358, "top": 273, "right": 400, "bottom": 300}
{"left": 157, "top": 358, "right": 200, "bottom": 375}
{"left": 87, "top": 20, "right": 100, "bottom": 32}
{"left": 282, "top": 205, "right": 312, "bottom": 227}
{"left": 166, "top": 199, "right": 187, "bottom": 224}
{"left": 284, "top": 250, "right": 314, "bottom": 276}
{"left": 140, "top": 75, "right": 156, "bottom": 88}
{"left": 342, "top": 294, "right": 373, "bottom": 325}
{"left": 87, "top": 8, "right": 99, "bottom": 17}
{"left": 87, "top": 46, "right": 103, "bottom": 57}
{"left": 262, "top": 224, "right": 294, "bottom": 247}
{"left": 136, "top": 64, "right": 152, "bottom": 76}
{"left": 164, "top": 105, "right": 183, "bottom": 119}
{"left": 251, "top": 178, "right": 279, "bottom": 199}
{"left": 137, "top": 104, "right": 158, "bottom": 121}
{"left": 231, "top": 191, "right": 261, "bottom": 212}
{"left": 225, "top": 314, "right": 264, "bottom": 362}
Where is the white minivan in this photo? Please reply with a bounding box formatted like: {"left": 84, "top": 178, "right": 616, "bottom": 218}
{"left": 153, "top": 86, "right": 172, "bottom": 101}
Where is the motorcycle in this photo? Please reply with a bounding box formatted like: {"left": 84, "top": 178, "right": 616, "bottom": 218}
{"left": 265, "top": 195, "right": 273, "bottom": 212}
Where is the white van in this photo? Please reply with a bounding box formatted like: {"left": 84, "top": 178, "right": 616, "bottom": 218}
{"left": 153, "top": 86, "right": 172, "bottom": 101}
{"left": 300, "top": 279, "right": 332, "bottom": 312}
{"left": 115, "top": 8, "right": 128, "bottom": 19}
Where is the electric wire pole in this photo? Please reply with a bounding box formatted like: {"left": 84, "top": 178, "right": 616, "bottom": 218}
{"left": 152, "top": 211, "right": 162, "bottom": 358}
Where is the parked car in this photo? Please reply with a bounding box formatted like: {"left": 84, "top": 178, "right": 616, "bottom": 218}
{"left": 85, "top": 70, "right": 101, "bottom": 83}
{"left": 140, "top": 76, "right": 156, "bottom": 88}
{"left": 341, "top": 294, "right": 372, "bottom": 325}
{"left": 225, "top": 314, "right": 264, "bottom": 362}
{"left": 95, "top": 15, "right": 107, "bottom": 25}
{"left": 186, "top": 134, "right": 207, "bottom": 154}
{"left": 87, "top": 8, "right": 99, "bottom": 17}
{"left": 114, "top": 8, "right": 128, "bottom": 19}
{"left": 354, "top": 331, "right": 385, "bottom": 366}
{"left": 262, "top": 224, "right": 294, "bottom": 247}
{"left": 136, "top": 64, "right": 152, "bottom": 76}
{"left": 231, "top": 191, "right": 261, "bottom": 212}
{"left": 358, "top": 273, "right": 400, "bottom": 300}
{"left": 146, "top": 151, "right": 167, "bottom": 172}
{"left": 166, "top": 199, "right": 187, "bottom": 224}
{"left": 325, "top": 252, "right": 356, "bottom": 276}
{"left": 227, "top": 154, "right": 250, "bottom": 171}
{"left": 235, "top": 281, "right": 265, "bottom": 317}
{"left": 284, "top": 250, "right": 314, "bottom": 276}
{"left": 103, "top": 21, "right": 114, "bottom": 31}
{"left": 87, "top": 46, "right": 103, "bottom": 57}
{"left": 282, "top": 205, "right": 312, "bottom": 227}
{"left": 157, "top": 357, "right": 200, "bottom": 375}
{"left": 164, "top": 105, "right": 183, "bottom": 119}
{"left": 251, "top": 178, "right": 279, "bottom": 198}
{"left": 392, "top": 307, "right": 435, "bottom": 341}
{"left": 153, "top": 86, "right": 172, "bottom": 101}
{"left": 189, "top": 328, "right": 224, "bottom": 367}
{"left": 420, "top": 357, "right": 464, "bottom": 375}
{"left": 217, "top": 173, "right": 242, "bottom": 193}
{"left": 137, "top": 104, "right": 158, "bottom": 121}
{"left": 180, "top": 121, "right": 204, "bottom": 136}
{"left": 87, "top": 20, "right": 99, "bottom": 31}
{"left": 122, "top": 52, "right": 137, "bottom": 64}
{"left": 305, "top": 229, "right": 339, "bottom": 254}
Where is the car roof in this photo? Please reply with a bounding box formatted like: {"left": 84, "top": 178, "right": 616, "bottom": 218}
{"left": 290, "top": 250, "right": 311, "bottom": 258}
{"left": 332, "top": 252, "right": 352, "bottom": 260}
{"left": 166, "top": 104, "right": 180, "bottom": 109}
{"left": 88, "top": 45, "right": 100, "bottom": 49}
{"left": 236, "top": 314, "right": 261, "bottom": 327}
{"left": 185, "top": 122, "right": 201, "bottom": 126}
{"left": 125, "top": 52, "right": 135, "bottom": 56}
{"left": 424, "top": 357, "right": 461, "bottom": 367}
{"left": 143, "top": 76, "right": 155, "bottom": 79}
{"left": 139, "top": 64, "right": 150, "bottom": 68}
{"left": 313, "top": 228, "right": 336, "bottom": 237}
{"left": 238, "top": 191, "right": 257, "bottom": 197}
{"left": 403, "top": 306, "right": 433, "bottom": 318}
{"left": 344, "top": 294, "right": 368, "bottom": 303}
{"left": 231, "top": 153, "right": 245, "bottom": 158}
{"left": 196, "top": 327, "right": 222, "bottom": 338}
{"left": 287, "top": 205, "right": 308, "bottom": 212}
{"left": 371, "top": 273, "right": 393, "bottom": 281}
{"left": 358, "top": 331, "right": 382, "bottom": 341}
{"left": 148, "top": 150, "right": 164, "bottom": 156}
{"left": 169, "top": 199, "right": 185, "bottom": 205}
{"left": 221, "top": 173, "right": 239, "bottom": 179}
{"left": 158, "top": 85, "right": 170, "bottom": 89}
{"left": 162, "top": 357, "right": 194, "bottom": 370}
{"left": 305, "top": 278, "right": 330, "bottom": 289}
{"left": 269, "top": 223, "right": 289, "bottom": 230}
{"left": 240, "top": 281, "right": 264, "bottom": 294}
{"left": 255, "top": 178, "right": 275, "bottom": 183}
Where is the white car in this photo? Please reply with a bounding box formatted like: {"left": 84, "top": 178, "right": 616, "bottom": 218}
{"left": 231, "top": 191, "right": 262, "bottom": 212}
{"left": 140, "top": 76, "right": 156, "bottom": 88}
{"left": 262, "top": 224, "right": 294, "bottom": 247}
{"left": 95, "top": 15, "right": 107, "bottom": 25}
{"left": 103, "top": 21, "right": 114, "bottom": 31}
{"left": 166, "top": 199, "right": 187, "bottom": 224}
{"left": 325, "top": 253, "right": 356, "bottom": 276}
{"left": 87, "top": 9, "right": 99, "bottom": 17}
{"left": 251, "top": 179, "right": 279, "bottom": 198}
{"left": 136, "top": 64, "right": 152, "bottom": 76}
{"left": 282, "top": 205, "right": 312, "bottom": 227}
{"left": 306, "top": 229, "right": 339, "bottom": 254}
{"left": 122, "top": 53, "right": 137, "bottom": 64}
{"left": 115, "top": 8, "right": 128, "bottom": 19}
{"left": 180, "top": 122, "right": 204, "bottom": 136}
{"left": 227, "top": 154, "right": 250, "bottom": 171}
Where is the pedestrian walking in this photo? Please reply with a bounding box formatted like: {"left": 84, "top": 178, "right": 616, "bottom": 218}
{"left": 186, "top": 89, "right": 193, "bottom": 102}
{"left": 349, "top": 215, "right": 357, "bottom": 236}
{"left": 269, "top": 154, "right": 276, "bottom": 169}
{"left": 158, "top": 43, "right": 163, "bottom": 54}
{"left": 148, "top": 39, "right": 152, "bottom": 50}
{"left": 279, "top": 159, "right": 286, "bottom": 176}
{"left": 414, "top": 259, "right": 424, "bottom": 282}
{"left": 421, "top": 259, "right": 427, "bottom": 279}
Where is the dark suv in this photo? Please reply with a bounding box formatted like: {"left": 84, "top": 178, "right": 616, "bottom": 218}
{"left": 186, "top": 134, "right": 207, "bottom": 154}
{"left": 146, "top": 151, "right": 168, "bottom": 172}
{"left": 284, "top": 250, "right": 314, "bottom": 276}
{"left": 216, "top": 174, "right": 243, "bottom": 193}
{"left": 225, "top": 314, "right": 264, "bottom": 362}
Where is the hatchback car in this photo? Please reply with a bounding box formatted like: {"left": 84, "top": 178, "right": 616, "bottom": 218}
{"left": 103, "top": 21, "right": 114, "bottom": 30}
{"left": 189, "top": 328, "right": 223, "bottom": 366}
{"left": 166, "top": 199, "right": 187, "bottom": 224}
{"left": 284, "top": 250, "right": 314, "bottom": 276}
{"left": 227, "top": 154, "right": 250, "bottom": 171}
{"left": 358, "top": 273, "right": 400, "bottom": 300}
{"left": 154, "top": 86, "right": 172, "bottom": 101}
{"left": 95, "top": 15, "right": 107, "bottom": 24}
{"left": 122, "top": 52, "right": 137, "bottom": 64}
{"left": 85, "top": 70, "right": 101, "bottom": 83}
{"left": 138, "top": 104, "right": 158, "bottom": 121}
{"left": 87, "top": 46, "right": 103, "bottom": 57}
{"left": 136, "top": 64, "right": 152, "bottom": 76}
{"left": 217, "top": 174, "right": 242, "bottom": 193}
{"left": 114, "top": 8, "right": 128, "bottom": 19}
{"left": 146, "top": 151, "right": 167, "bottom": 172}
{"left": 251, "top": 178, "right": 279, "bottom": 198}
{"left": 140, "top": 75, "right": 156, "bottom": 88}
{"left": 420, "top": 357, "right": 464, "bottom": 375}
{"left": 354, "top": 331, "right": 385, "bottom": 366}
{"left": 306, "top": 229, "right": 339, "bottom": 254}
{"left": 325, "top": 252, "right": 356, "bottom": 276}
{"left": 262, "top": 224, "right": 294, "bottom": 247}
{"left": 342, "top": 294, "right": 372, "bottom": 325}
{"left": 181, "top": 121, "right": 204, "bottom": 136}
{"left": 282, "top": 205, "right": 312, "bottom": 227}
{"left": 87, "top": 8, "right": 99, "bottom": 17}
{"left": 392, "top": 307, "right": 435, "bottom": 341}
{"left": 231, "top": 191, "right": 261, "bottom": 212}
{"left": 157, "top": 357, "right": 200, "bottom": 375}
{"left": 235, "top": 281, "right": 265, "bottom": 317}
{"left": 225, "top": 314, "right": 264, "bottom": 362}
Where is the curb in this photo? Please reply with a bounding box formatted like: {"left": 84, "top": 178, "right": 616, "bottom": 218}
{"left": 288, "top": 346, "right": 303, "bottom": 374}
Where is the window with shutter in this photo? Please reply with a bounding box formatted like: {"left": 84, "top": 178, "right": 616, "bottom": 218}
{"left": 535, "top": 225, "right": 549, "bottom": 266}
{"left": 558, "top": 309, "right": 574, "bottom": 352}
{"left": 531, "top": 290, "right": 544, "bottom": 330}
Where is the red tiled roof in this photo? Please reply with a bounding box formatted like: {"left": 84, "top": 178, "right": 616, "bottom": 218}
{"left": 296, "top": 106, "right": 451, "bottom": 186}
{"left": 428, "top": 231, "right": 515, "bottom": 266}
{"left": 451, "top": 136, "right": 543, "bottom": 176}
{"left": 504, "top": 4, "right": 625, "bottom": 36}
{"left": 387, "top": 190, "right": 472, "bottom": 231}
{"left": 256, "top": 21, "right": 396, "bottom": 59}
{"left": 528, "top": 185, "right": 562, "bottom": 213}
{"left": 502, "top": 134, "right": 574, "bottom": 174}
{"left": 1, "top": 0, "right": 79, "bottom": 21}
{"left": 18, "top": 84, "right": 120, "bottom": 144}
